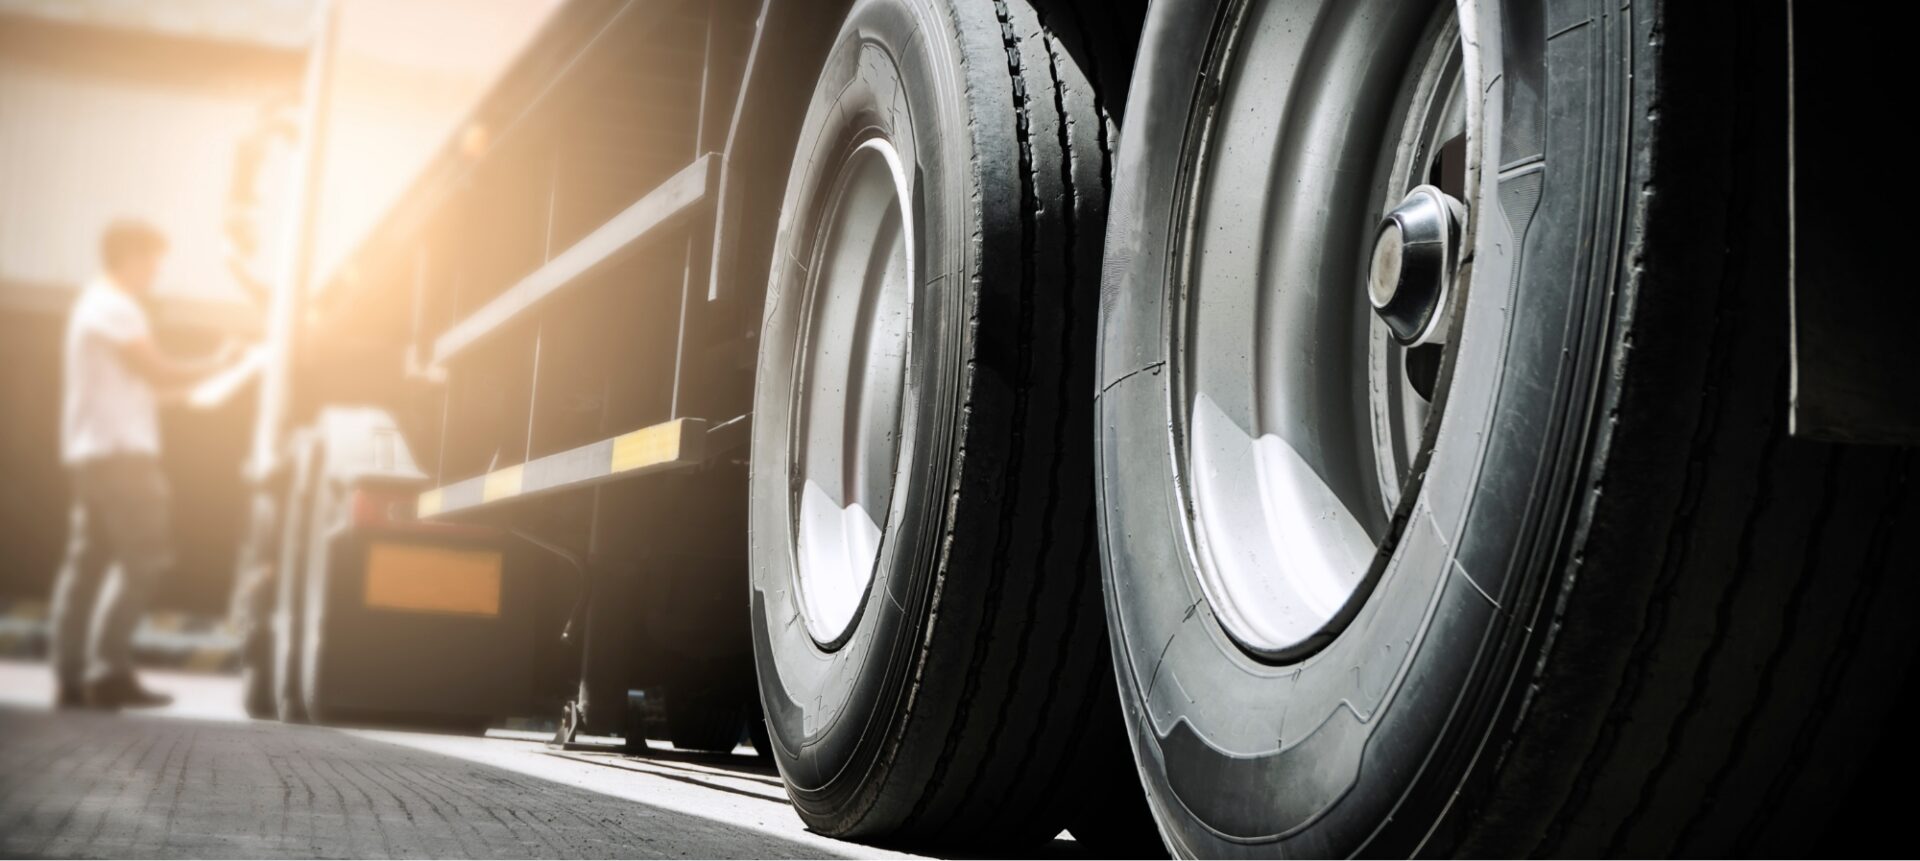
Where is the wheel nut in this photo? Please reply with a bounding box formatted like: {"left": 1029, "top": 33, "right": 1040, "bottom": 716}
{"left": 1369, "top": 185, "right": 1464, "bottom": 345}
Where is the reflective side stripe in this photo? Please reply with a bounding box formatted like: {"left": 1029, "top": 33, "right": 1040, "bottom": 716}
{"left": 611, "top": 420, "right": 685, "bottom": 474}
{"left": 416, "top": 418, "right": 709, "bottom": 519}
{"left": 482, "top": 464, "right": 524, "bottom": 502}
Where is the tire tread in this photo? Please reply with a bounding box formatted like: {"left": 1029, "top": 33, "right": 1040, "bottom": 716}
{"left": 1465, "top": 4, "right": 1920, "bottom": 855}
{"left": 825, "top": 0, "right": 1140, "bottom": 845}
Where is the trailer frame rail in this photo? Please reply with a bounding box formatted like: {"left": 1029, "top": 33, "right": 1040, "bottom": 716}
{"left": 431, "top": 153, "right": 718, "bottom": 367}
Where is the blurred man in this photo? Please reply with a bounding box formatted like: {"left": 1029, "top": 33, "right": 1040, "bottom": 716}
{"left": 51, "top": 219, "right": 238, "bottom": 710}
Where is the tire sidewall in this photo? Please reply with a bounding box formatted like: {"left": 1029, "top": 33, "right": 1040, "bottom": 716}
{"left": 1097, "top": 0, "right": 1624, "bottom": 854}
{"left": 748, "top": 0, "right": 976, "bottom": 813}
{"left": 272, "top": 434, "right": 318, "bottom": 723}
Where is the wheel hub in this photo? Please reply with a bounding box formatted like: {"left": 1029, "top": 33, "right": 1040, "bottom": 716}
{"left": 1370, "top": 185, "right": 1465, "bottom": 346}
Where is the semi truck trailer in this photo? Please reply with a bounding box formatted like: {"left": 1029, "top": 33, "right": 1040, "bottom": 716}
{"left": 233, "top": 0, "right": 1915, "bottom": 855}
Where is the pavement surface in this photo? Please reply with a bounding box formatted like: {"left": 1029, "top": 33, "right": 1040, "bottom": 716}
{"left": 0, "top": 661, "right": 994, "bottom": 859}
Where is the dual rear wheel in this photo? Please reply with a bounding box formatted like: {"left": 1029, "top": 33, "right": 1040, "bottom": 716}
{"left": 750, "top": 0, "right": 1919, "bottom": 855}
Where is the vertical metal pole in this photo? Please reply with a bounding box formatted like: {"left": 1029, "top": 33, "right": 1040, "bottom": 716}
{"left": 530, "top": 140, "right": 561, "bottom": 460}
{"left": 249, "top": 0, "right": 338, "bottom": 481}
{"left": 525, "top": 325, "right": 544, "bottom": 462}
{"left": 667, "top": 10, "right": 716, "bottom": 419}
{"left": 409, "top": 246, "right": 453, "bottom": 483}
{"left": 1785, "top": 0, "right": 1801, "bottom": 432}
{"left": 408, "top": 247, "right": 431, "bottom": 367}
{"left": 543, "top": 149, "right": 561, "bottom": 263}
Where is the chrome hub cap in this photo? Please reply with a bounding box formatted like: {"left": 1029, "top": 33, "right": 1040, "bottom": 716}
{"left": 1370, "top": 185, "right": 1466, "bottom": 346}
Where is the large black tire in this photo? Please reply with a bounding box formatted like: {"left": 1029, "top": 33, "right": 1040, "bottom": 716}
{"left": 1097, "top": 0, "right": 1917, "bottom": 857}
{"left": 746, "top": 705, "right": 774, "bottom": 760}
{"left": 240, "top": 622, "right": 276, "bottom": 720}
{"left": 271, "top": 435, "right": 320, "bottom": 724}
{"left": 748, "top": 0, "right": 1139, "bottom": 846}
{"left": 237, "top": 494, "right": 280, "bottom": 721}
{"left": 294, "top": 443, "right": 344, "bottom": 724}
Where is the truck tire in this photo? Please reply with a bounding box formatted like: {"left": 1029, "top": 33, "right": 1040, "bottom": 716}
{"left": 293, "top": 452, "right": 345, "bottom": 724}
{"left": 747, "top": 706, "right": 773, "bottom": 760}
{"left": 271, "top": 435, "right": 321, "bottom": 724}
{"left": 1096, "top": 0, "right": 1918, "bottom": 857}
{"left": 240, "top": 623, "right": 276, "bottom": 720}
{"left": 236, "top": 495, "right": 280, "bottom": 720}
{"left": 748, "top": 0, "right": 1134, "bottom": 845}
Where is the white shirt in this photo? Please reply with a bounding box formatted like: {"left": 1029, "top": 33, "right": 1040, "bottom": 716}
{"left": 61, "top": 277, "right": 160, "bottom": 464}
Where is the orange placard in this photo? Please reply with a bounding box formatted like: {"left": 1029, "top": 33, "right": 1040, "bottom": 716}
{"left": 362, "top": 542, "right": 502, "bottom": 617}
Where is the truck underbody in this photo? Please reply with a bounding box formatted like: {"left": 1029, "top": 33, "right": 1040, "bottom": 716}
{"left": 255, "top": 0, "right": 848, "bottom": 739}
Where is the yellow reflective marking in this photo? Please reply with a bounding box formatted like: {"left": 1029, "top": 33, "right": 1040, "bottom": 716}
{"left": 483, "top": 465, "right": 523, "bottom": 502}
{"left": 416, "top": 488, "right": 444, "bottom": 518}
{"left": 610, "top": 420, "right": 684, "bottom": 474}
{"left": 363, "top": 543, "right": 502, "bottom": 617}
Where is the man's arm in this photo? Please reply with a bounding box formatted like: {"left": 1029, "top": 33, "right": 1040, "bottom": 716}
{"left": 118, "top": 335, "right": 240, "bottom": 389}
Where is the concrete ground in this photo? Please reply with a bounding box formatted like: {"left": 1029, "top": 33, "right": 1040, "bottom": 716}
{"left": 0, "top": 661, "right": 1031, "bottom": 859}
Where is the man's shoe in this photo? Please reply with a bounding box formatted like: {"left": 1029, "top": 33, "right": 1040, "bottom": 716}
{"left": 83, "top": 674, "right": 173, "bottom": 710}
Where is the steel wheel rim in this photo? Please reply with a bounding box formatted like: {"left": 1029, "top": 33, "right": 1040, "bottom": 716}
{"left": 791, "top": 137, "right": 915, "bottom": 647}
{"left": 1175, "top": 0, "right": 1469, "bottom": 659}
{"left": 1369, "top": 14, "right": 1466, "bottom": 514}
